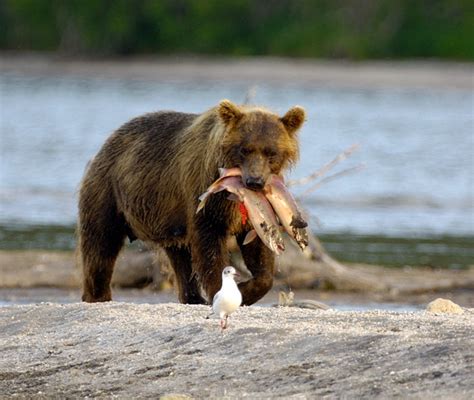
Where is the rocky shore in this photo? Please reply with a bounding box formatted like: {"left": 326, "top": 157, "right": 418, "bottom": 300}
{"left": 1, "top": 302, "right": 473, "bottom": 399}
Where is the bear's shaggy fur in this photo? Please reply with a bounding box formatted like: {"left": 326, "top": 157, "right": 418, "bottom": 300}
{"left": 78, "top": 100, "right": 305, "bottom": 305}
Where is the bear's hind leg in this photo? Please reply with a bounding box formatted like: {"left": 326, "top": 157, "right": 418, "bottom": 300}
{"left": 79, "top": 208, "right": 126, "bottom": 303}
{"left": 165, "top": 246, "right": 205, "bottom": 304}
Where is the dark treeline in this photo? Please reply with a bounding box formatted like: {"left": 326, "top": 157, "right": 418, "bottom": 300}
{"left": 1, "top": 0, "right": 472, "bottom": 60}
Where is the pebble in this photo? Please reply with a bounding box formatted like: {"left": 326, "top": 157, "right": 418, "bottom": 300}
{"left": 426, "top": 298, "right": 464, "bottom": 314}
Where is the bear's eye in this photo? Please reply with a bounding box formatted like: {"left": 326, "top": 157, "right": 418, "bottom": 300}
{"left": 263, "top": 148, "right": 277, "bottom": 158}
{"left": 240, "top": 147, "right": 252, "bottom": 156}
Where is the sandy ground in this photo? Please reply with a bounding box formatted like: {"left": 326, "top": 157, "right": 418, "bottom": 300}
{"left": 0, "top": 302, "right": 472, "bottom": 399}
{"left": 1, "top": 52, "right": 473, "bottom": 89}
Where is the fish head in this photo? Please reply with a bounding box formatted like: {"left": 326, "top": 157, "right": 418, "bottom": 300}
{"left": 218, "top": 100, "right": 306, "bottom": 192}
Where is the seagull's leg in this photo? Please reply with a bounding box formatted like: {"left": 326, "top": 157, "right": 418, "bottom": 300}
{"left": 219, "top": 314, "right": 229, "bottom": 330}
{"left": 224, "top": 315, "right": 229, "bottom": 329}
{"left": 220, "top": 318, "right": 227, "bottom": 330}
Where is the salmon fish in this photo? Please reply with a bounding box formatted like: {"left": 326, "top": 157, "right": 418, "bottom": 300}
{"left": 197, "top": 175, "right": 285, "bottom": 255}
{"left": 196, "top": 167, "right": 242, "bottom": 213}
{"left": 264, "top": 175, "right": 308, "bottom": 250}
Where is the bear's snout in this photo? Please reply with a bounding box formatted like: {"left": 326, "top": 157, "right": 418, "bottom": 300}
{"left": 245, "top": 176, "right": 265, "bottom": 191}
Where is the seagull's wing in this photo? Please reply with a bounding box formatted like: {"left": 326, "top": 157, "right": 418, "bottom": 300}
{"left": 206, "top": 291, "right": 220, "bottom": 320}
{"left": 212, "top": 290, "right": 221, "bottom": 306}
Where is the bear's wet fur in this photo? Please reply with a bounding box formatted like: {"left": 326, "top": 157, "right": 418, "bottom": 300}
{"left": 78, "top": 100, "right": 305, "bottom": 305}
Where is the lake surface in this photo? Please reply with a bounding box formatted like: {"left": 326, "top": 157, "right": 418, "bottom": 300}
{"left": 1, "top": 68, "right": 473, "bottom": 267}
{"left": 0, "top": 288, "right": 421, "bottom": 311}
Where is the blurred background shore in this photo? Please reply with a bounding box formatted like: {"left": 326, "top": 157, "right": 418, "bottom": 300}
{"left": 2, "top": 54, "right": 472, "bottom": 268}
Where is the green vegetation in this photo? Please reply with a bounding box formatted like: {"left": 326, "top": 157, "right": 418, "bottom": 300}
{"left": 1, "top": 224, "right": 472, "bottom": 269}
{"left": 1, "top": 0, "right": 473, "bottom": 59}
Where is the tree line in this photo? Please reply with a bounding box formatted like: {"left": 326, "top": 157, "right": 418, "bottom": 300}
{"left": 1, "top": 0, "right": 472, "bottom": 60}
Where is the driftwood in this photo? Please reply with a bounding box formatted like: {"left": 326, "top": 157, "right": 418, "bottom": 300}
{"left": 269, "top": 232, "right": 474, "bottom": 295}
{"left": 0, "top": 250, "right": 163, "bottom": 290}
{"left": 1, "top": 249, "right": 472, "bottom": 296}
{"left": 271, "top": 233, "right": 389, "bottom": 292}
{"left": 287, "top": 143, "right": 360, "bottom": 188}
{"left": 0, "top": 232, "right": 381, "bottom": 293}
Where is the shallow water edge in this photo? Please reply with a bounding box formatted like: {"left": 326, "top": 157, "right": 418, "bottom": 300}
{"left": 1, "top": 223, "right": 472, "bottom": 269}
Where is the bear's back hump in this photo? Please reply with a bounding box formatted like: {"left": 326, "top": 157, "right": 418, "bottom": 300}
{"left": 116, "top": 111, "right": 198, "bottom": 146}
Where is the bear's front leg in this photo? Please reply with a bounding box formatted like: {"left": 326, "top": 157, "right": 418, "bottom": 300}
{"left": 236, "top": 231, "right": 275, "bottom": 305}
{"left": 165, "top": 246, "right": 206, "bottom": 304}
{"left": 191, "top": 214, "right": 231, "bottom": 303}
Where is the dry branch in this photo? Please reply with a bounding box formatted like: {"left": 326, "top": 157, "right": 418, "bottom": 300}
{"left": 275, "top": 233, "right": 390, "bottom": 292}
{"left": 287, "top": 143, "right": 360, "bottom": 187}
{"left": 300, "top": 163, "right": 366, "bottom": 197}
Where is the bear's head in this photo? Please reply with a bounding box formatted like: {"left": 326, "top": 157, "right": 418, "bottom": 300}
{"left": 218, "top": 99, "right": 305, "bottom": 191}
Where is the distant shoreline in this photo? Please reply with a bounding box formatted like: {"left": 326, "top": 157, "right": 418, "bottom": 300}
{"left": 1, "top": 52, "right": 473, "bottom": 89}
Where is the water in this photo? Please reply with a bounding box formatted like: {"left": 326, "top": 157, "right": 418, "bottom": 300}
{"left": 1, "top": 69, "right": 473, "bottom": 267}
{"left": 0, "top": 288, "right": 421, "bottom": 311}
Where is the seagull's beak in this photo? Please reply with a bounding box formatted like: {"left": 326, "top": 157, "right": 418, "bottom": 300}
{"left": 233, "top": 272, "right": 241, "bottom": 279}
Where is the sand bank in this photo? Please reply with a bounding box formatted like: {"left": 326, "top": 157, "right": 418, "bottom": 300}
{"left": 0, "top": 302, "right": 472, "bottom": 399}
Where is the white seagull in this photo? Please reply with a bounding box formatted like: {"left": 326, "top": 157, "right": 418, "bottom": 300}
{"left": 211, "top": 266, "right": 242, "bottom": 330}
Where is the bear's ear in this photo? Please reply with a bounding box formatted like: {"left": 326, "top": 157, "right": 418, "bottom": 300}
{"left": 218, "top": 99, "right": 243, "bottom": 125}
{"left": 281, "top": 106, "right": 306, "bottom": 134}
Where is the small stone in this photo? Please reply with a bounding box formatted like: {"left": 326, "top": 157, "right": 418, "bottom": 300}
{"left": 278, "top": 291, "right": 295, "bottom": 307}
{"left": 160, "top": 394, "right": 193, "bottom": 400}
{"left": 426, "top": 298, "right": 464, "bottom": 314}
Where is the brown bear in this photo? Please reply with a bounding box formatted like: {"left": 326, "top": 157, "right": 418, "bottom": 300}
{"left": 78, "top": 99, "right": 305, "bottom": 305}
